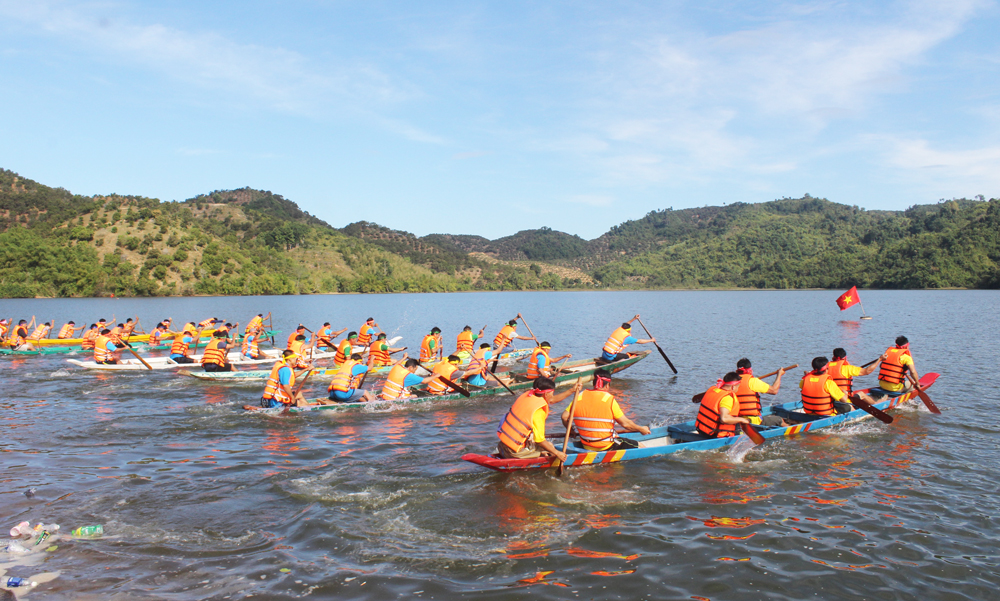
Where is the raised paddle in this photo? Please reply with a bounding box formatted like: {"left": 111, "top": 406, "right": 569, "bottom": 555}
{"left": 757, "top": 364, "right": 798, "bottom": 379}
{"left": 848, "top": 396, "right": 893, "bottom": 424}
{"left": 485, "top": 366, "right": 516, "bottom": 396}
{"left": 416, "top": 361, "right": 471, "bottom": 398}
{"left": 906, "top": 373, "right": 941, "bottom": 414}
{"left": 517, "top": 313, "right": 540, "bottom": 346}
{"left": 556, "top": 378, "right": 583, "bottom": 475}
{"left": 635, "top": 317, "right": 677, "bottom": 374}
{"left": 740, "top": 422, "right": 765, "bottom": 445}
{"left": 861, "top": 357, "right": 880, "bottom": 369}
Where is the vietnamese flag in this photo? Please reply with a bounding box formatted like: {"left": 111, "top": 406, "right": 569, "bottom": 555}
{"left": 836, "top": 286, "right": 861, "bottom": 311}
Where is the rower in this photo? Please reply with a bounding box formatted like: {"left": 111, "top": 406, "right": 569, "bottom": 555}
{"left": 245, "top": 313, "right": 265, "bottom": 334}
{"left": 6, "top": 320, "right": 30, "bottom": 350}
{"left": 108, "top": 324, "right": 126, "bottom": 347}
{"left": 261, "top": 350, "right": 306, "bottom": 408}
{"left": 0, "top": 319, "right": 9, "bottom": 340}
{"left": 379, "top": 357, "right": 436, "bottom": 401}
{"left": 57, "top": 321, "right": 83, "bottom": 339}
{"left": 420, "top": 327, "right": 443, "bottom": 362}
{"left": 315, "top": 322, "right": 348, "bottom": 351}
{"left": 328, "top": 353, "right": 373, "bottom": 403}
{"left": 27, "top": 321, "right": 53, "bottom": 342}
{"left": 334, "top": 332, "right": 359, "bottom": 367}
{"left": 93, "top": 329, "right": 122, "bottom": 365}
{"left": 122, "top": 318, "right": 137, "bottom": 337}
{"left": 562, "top": 369, "right": 650, "bottom": 451}
{"left": 425, "top": 355, "right": 468, "bottom": 395}
{"left": 800, "top": 357, "right": 853, "bottom": 416}
{"left": 242, "top": 326, "right": 265, "bottom": 360}
{"left": 367, "top": 333, "right": 403, "bottom": 368}
{"left": 873, "top": 336, "right": 920, "bottom": 398}
{"left": 695, "top": 372, "right": 752, "bottom": 438}
{"left": 288, "top": 334, "right": 313, "bottom": 369}
{"left": 149, "top": 323, "right": 168, "bottom": 347}
{"left": 80, "top": 324, "right": 100, "bottom": 350}
{"left": 829, "top": 348, "right": 884, "bottom": 405}
{"left": 455, "top": 325, "right": 485, "bottom": 356}
{"left": 496, "top": 376, "right": 582, "bottom": 460}
{"left": 599, "top": 316, "right": 655, "bottom": 364}
{"left": 201, "top": 330, "right": 236, "bottom": 372}
{"left": 735, "top": 358, "right": 787, "bottom": 427}
{"left": 358, "top": 317, "right": 379, "bottom": 347}
{"left": 524, "top": 341, "right": 572, "bottom": 381}
{"left": 462, "top": 343, "right": 493, "bottom": 387}
{"left": 287, "top": 325, "right": 307, "bottom": 350}
{"left": 169, "top": 325, "right": 203, "bottom": 364}
{"left": 493, "top": 319, "right": 532, "bottom": 352}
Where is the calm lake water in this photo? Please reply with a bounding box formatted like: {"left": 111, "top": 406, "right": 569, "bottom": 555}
{"left": 2, "top": 290, "right": 998, "bottom": 600}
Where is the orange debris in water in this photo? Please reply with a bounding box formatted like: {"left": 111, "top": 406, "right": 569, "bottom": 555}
{"left": 697, "top": 517, "right": 766, "bottom": 528}
{"left": 716, "top": 557, "right": 751, "bottom": 561}
{"left": 706, "top": 533, "right": 756, "bottom": 540}
{"left": 566, "top": 547, "right": 639, "bottom": 561}
{"left": 591, "top": 570, "right": 637, "bottom": 576}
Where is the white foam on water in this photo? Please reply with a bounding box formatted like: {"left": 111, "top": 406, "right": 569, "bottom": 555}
{"left": 48, "top": 369, "right": 73, "bottom": 377}
{"left": 725, "top": 435, "right": 757, "bottom": 463}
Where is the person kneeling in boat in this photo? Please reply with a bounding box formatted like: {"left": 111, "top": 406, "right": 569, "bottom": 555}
{"left": 261, "top": 350, "right": 306, "bottom": 408}
{"left": 735, "top": 358, "right": 788, "bottom": 427}
{"left": 424, "top": 355, "right": 468, "bottom": 395}
{"left": 497, "top": 377, "right": 583, "bottom": 460}
{"left": 202, "top": 330, "right": 236, "bottom": 372}
{"left": 169, "top": 324, "right": 203, "bottom": 364}
{"left": 93, "top": 329, "right": 123, "bottom": 365}
{"left": 315, "top": 322, "right": 348, "bottom": 351}
{"left": 872, "top": 336, "right": 920, "bottom": 399}
{"left": 493, "top": 319, "right": 533, "bottom": 352}
{"left": 830, "top": 348, "right": 885, "bottom": 405}
{"left": 455, "top": 325, "right": 485, "bottom": 357}
{"left": 522, "top": 341, "right": 572, "bottom": 382}
{"left": 696, "top": 373, "right": 754, "bottom": 438}
{"left": 368, "top": 333, "right": 403, "bottom": 368}
{"left": 599, "top": 316, "right": 655, "bottom": 364}
{"left": 562, "top": 369, "right": 650, "bottom": 451}
{"left": 800, "top": 357, "right": 853, "bottom": 416}
{"left": 379, "top": 357, "right": 437, "bottom": 401}
{"left": 334, "top": 332, "right": 359, "bottom": 367}
{"left": 328, "top": 353, "right": 374, "bottom": 403}
{"left": 241, "top": 326, "right": 266, "bottom": 360}
{"left": 462, "top": 343, "right": 494, "bottom": 387}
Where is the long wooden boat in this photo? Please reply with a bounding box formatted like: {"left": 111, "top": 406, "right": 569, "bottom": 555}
{"left": 30, "top": 328, "right": 280, "bottom": 347}
{"left": 243, "top": 351, "right": 651, "bottom": 415}
{"left": 67, "top": 349, "right": 337, "bottom": 371}
{"left": 187, "top": 347, "right": 531, "bottom": 384}
{"left": 462, "top": 372, "right": 940, "bottom": 472}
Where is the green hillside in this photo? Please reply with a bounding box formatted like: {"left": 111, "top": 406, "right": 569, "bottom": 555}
{"left": 1, "top": 168, "right": 997, "bottom": 297}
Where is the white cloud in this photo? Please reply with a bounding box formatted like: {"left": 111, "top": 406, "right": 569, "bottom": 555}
{"left": 878, "top": 136, "right": 1000, "bottom": 190}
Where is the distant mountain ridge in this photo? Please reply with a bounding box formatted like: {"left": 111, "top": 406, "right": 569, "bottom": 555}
{"left": 1, "top": 167, "right": 997, "bottom": 297}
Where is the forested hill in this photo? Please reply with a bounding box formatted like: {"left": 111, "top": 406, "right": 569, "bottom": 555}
{"left": 1, "top": 167, "right": 997, "bottom": 297}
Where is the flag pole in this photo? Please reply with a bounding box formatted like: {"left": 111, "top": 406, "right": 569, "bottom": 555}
{"left": 859, "top": 297, "right": 872, "bottom": 320}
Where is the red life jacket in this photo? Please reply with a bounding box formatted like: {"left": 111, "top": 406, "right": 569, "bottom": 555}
{"left": 878, "top": 347, "right": 911, "bottom": 385}
{"left": 696, "top": 386, "right": 738, "bottom": 438}
{"left": 828, "top": 359, "right": 854, "bottom": 395}
{"left": 572, "top": 390, "right": 618, "bottom": 451}
{"left": 801, "top": 373, "right": 836, "bottom": 416}
{"left": 497, "top": 391, "right": 548, "bottom": 452}
{"left": 735, "top": 374, "right": 762, "bottom": 417}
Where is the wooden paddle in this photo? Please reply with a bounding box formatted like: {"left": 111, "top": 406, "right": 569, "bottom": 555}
{"left": 517, "top": 313, "right": 540, "bottom": 346}
{"left": 635, "top": 317, "right": 677, "bottom": 374}
{"left": 416, "top": 361, "right": 471, "bottom": 397}
{"left": 292, "top": 368, "right": 314, "bottom": 395}
{"left": 691, "top": 364, "right": 797, "bottom": 403}
{"left": 125, "top": 345, "right": 153, "bottom": 370}
{"left": 740, "top": 422, "right": 765, "bottom": 445}
{"left": 906, "top": 373, "right": 941, "bottom": 414}
{"left": 861, "top": 357, "right": 880, "bottom": 368}
{"left": 485, "top": 366, "right": 516, "bottom": 396}
{"left": 848, "top": 396, "right": 893, "bottom": 424}
{"left": 556, "top": 378, "right": 583, "bottom": 475}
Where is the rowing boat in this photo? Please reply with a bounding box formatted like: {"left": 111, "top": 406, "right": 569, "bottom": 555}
{"left": 188, "top": 347, "right": 530, "bottom": 384}
{"left": 243, "top": 351, "right": 651, "bottom": 414}
{"left": 67, "top": 350, "right": 337, "bottom": 371}
{"left": 462, "top": 372, "right": 940, "bottom": 472}
{"left": 30, "top": 328, "right": 280, "bottom": 347}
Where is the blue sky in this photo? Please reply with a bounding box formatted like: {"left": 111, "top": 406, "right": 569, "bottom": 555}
{"left": 2, "top": 1, "right": 998, "bottom": 239}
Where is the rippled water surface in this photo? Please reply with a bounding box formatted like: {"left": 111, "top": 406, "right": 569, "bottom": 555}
{"left": 2, "top": 290, "right": 999, "bottom": 600}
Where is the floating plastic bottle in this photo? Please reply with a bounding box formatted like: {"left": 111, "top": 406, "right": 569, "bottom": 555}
{"left": 5, "top": 576, "right": 37, "bottom": 587}
{"left": 71, "top": 525, "right": 104, "bottom": 537}
{"left": 9, "top": 521, "right": 30, "bottom": 537}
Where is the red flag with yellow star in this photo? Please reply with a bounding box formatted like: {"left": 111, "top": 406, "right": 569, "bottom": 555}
{"left": 836, "top": 286, "right": 861, "bottom": 311}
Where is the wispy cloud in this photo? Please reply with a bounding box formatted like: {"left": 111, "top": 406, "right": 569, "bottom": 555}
{"left": 876, "top": 135, "right": 1000, "bottom": 190}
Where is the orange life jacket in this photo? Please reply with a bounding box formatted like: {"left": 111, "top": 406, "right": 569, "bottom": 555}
{"left": 427, "top": 361, "right": 459, "bottom": 394}
{"left": 287, "top": 331, "right": 303, "bottom": 349}
{"left": 735, "top": 374, "right": 762, "bottom": 417}
{"left": 527, "top": 347, "right": 550, "bottom": 379}
{"left": 456, "top": 330, "right": 475, "bottom": 353}
{"left": 201, "top": 338, "right": 228, "bottom": 366}
{"left": 464, "top": 347, "right": 490, "bottom": 380}
{"left": 150, "top": 329, "right": 164, "bottom": 346}
{"left": 328, "top": 359, "right": 363, "bottom": 393}
{"left": 878, "top": 347, "right": 911, "bottom": 385}
{"left": 58, "top": 324, "right": 75, "bottom": 338}
{"left": 242, "top": 333, "right": 259, "bottom": 358}
{"left": 27, "top": 325, "right": 49, "bottom": 340}
{"left": 602, "top": 327, "right": 631, "bottom": 356}
{"left": 199, "top": 319, "right": 214, "bottom": 328}
{"left": 81, "top": 329, "right": 99, "bottom": 350}
{"left": 828, "top": 359, "right": 855, "bottom": 395}
{"left": 572, "top": 390, "right": 618, "bottom": 451}
{"left": 493, "top": 325, "right": 516, "bottom": 349}
{"left": 420, "top": 334, "right": 437, "bottom": 361}
{"left": 801, "top": 372, "right": 836, "bottom": 416}
{"left": 122, "top": 322, "right": 135, "bottom": 336}
{"left": 263, "top": 359, "right": 294, "bottom": 405}
{"left": 358, "top": 323, "right": 376, "bottom": 346}
{"left": 696, "top": 386, "right": 738, "bottom": 438}
{"left": 8, "top": 326, "right": 27, "bottom": 348}
{"left": 170, "top": 333, "right": 191, "bottom": 356}
{"left": 380, "top": 364, "right": 412, "bottom": 400}
{"left": 335, "top": 339, "right": 353, "bottom": 366}
{"left": 245, "top": 316, "right": 263, "bottom": 334}
{"left": 369, "top": 340, "right": 390, "bottom": 366}
{"left": 108, "top": 326, "right": 123, "bottom": 344}
{"left": 94, "top": 335, "right": 114, "bottom": 362}
{"left": 316, "top": 326, "right": 332, "bottom": 346}
{"left": 497, "top": 391, "right": 548, "bottom": 452}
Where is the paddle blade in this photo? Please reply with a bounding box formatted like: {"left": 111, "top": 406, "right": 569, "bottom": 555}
{"left": 740, "top": 422, "right": 765, "bottom": 445}
{"left": 849, "top": 397, "right": 893, "bottom": 424}
{"left": 439, "top": 376, "right": 471, "bottom": 398}
{"left": 915, "top": 388, "right": 941, "bottom": 414}
{"left": 691, "top": 392, "right": 705, "bottom": 404}
{"left": 655, "top": 344, "right": 677, "bottom": 373}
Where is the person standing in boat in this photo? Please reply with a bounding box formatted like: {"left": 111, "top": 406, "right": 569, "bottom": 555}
{"left": 599, "top": 316, "right": 655, "bottom": 364}
{"left": 497, "top": 377, "right": 582, "bottom": 460}
{"left": 829, "top": 348, "right": 884, "bottom": 405}
{"left": 455, "top": 325, "right": 485, "bottom": 356}
{"left": 493, "top": 319, "right": 533, "bottom": 352}
{"left": 695, "top": 373, "right": 753, "bottom": 438}
{"left": 379, "top": 357, "right": 437, "bottom": 401}
{"left": 873, "top": 336, "right": 920, "bottom": 398}
{"left": 800, "top": 357, "right": 853, "bottom": 415}
{"left": 328, "top": 353, "right": 374, "bottom": 403}
{"left": 735, "top": 358, "right": 787, "bottom": 427}
{"left": 562, "top": 369, "right": 650, "bottom": 451}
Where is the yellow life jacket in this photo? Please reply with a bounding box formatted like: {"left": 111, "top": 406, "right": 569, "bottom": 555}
{"left": 602, "top": 327, "right": 632, "bottom": 356}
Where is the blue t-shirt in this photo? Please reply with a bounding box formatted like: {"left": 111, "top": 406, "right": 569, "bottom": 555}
{"left": 171, "top": 334, "right": 195, "bottom": 358}
{"left": 402, "top": 373, "right": 424, "bottom": 388}
{"left": 602, "top": 336, "right": 637, "bottom": 361}
{"left": 352, "top": 364, "right": 369, "bottom": 377}
{"left": 278, "top": 365, "right": 292, "bottom": 386}
{"left": 104, "top": 341, "right": 117, "bottom": 352}
{"left": 536, "top": 354, "right": 548, "bottom": 369}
